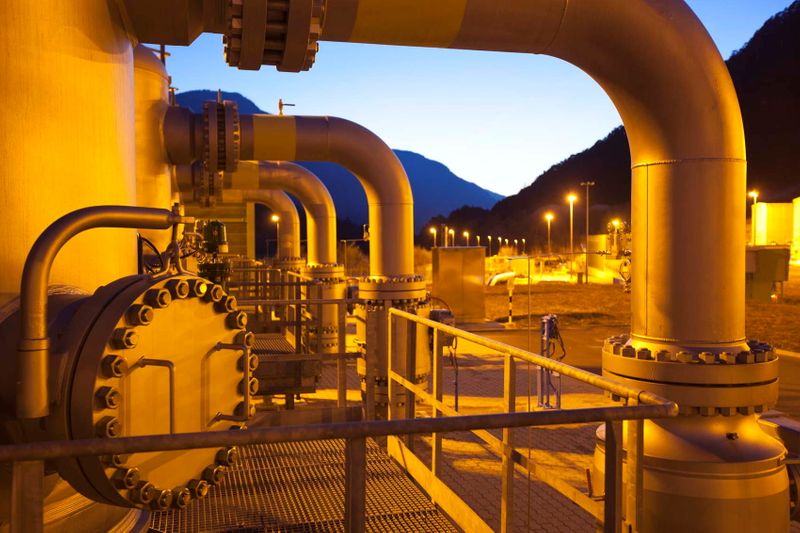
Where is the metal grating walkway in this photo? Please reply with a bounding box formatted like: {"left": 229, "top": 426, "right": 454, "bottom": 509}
{"left": 148, "top": 439, "right": 458, "bottom": 532}
{"left": 252, "top": 333, "right": 295, "bottom": 355}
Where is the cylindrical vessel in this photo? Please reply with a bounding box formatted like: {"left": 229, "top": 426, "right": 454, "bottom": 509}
{"left": 0, "top": 0, "right": 137, "bottom": 303}
{"left": 134, "top": 45, "right": 174, "bottom": 251}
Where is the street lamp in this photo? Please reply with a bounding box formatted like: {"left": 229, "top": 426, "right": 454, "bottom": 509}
{"left": 271, "top": 214, "right": 280, "bottom": 258}
{"left": 567, "top": 193, "right": 577, "bottom": 277}
{"left": 513, "top": 238, "right": 518, "bottom": 254}
{"left": 544, "top": 212, "right": 554, "bottom": 254}
{"left": 448, "top": 228, "right": 455, "bottom": 247}
{"left": 504, "top": 238, "right": 509, "bottom": 248}
{"left": 521, "top": 238, "right": 526, "bottom": 253}
{"left": 463, "top": 230, "right": 470, "bottom": 246}
{"left": 580, "top": 181, "right": 595, "bottom": 283}
{"left": 749, "top": 190, "right": 759, "bottom": 245}
{"left": 476, "top": 235, "right": 481, "bottom": 247}
{"left": 488, "top": 235, "right": 493, "bottom": 255}
{"left": 429, "top": 227, "right": 437, "bottom": 248}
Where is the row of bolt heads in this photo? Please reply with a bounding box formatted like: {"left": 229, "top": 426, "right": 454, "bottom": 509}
{"left": 93, "top": 277, "right": 256, "bottom": 506}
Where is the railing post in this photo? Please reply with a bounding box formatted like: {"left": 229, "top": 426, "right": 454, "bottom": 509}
{"left": 337, "top": 301, "right": 347, "bottom": 408}
{"left": 10, "top": 460, "right": 44, "bottom": 533}
{"left": 604, "top": 420, "right": 623, "bottom": 533}
{"left": 345, "top": 436, "right": 367, "bottom": 533}
{"left": 624, "top": 400, "right": 644, "bottom": 533}
{"left": 432, "top": 328, "right": 443, "bottom": 478}
{"left": 500, "top": 353, "right": 516, "bottom": 533}
{"left": 403, "top": 316, "right": 417, "bottom": 449}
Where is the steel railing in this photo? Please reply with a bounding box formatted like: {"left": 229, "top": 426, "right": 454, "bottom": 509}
{"left": 386, "top": 307, "right": 678, "bottom": 533}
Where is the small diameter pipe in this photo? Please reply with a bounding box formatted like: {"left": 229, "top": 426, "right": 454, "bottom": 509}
{"left": 17, "top": 206, "right": 188, "bottom": 419}
{"left": 239, "top": 115, "right": 414, "bottom": 277}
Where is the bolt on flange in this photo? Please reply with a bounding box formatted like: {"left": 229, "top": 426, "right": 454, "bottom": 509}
{"left": 144, "top": 288, "right": 172, "bottom": 309}
{"left": 188, "top": 279, "right": 208, "bottom": 298}
{"left": 97, "top": 416, "right": 122, "bottom": 438}
{"left": 172, "top": 488, "right": 192, "bottom": 509}
{"left": 95, "top": 386, "right": 121, "bottom": 409}
{"left": 226, "top": 310, "right": 247, "bottom": 329}
{"left": 101, "top": 354, "right": 128, "bottom": 377}
{"left": 203, "top": 465, "right": 226, "bottom": 485}
{"left": 165, "top": 279, "right": 190, "bottom": 299}
{"left": 187, "top": 478, "right": 209, "bottom": 499}
{"left": 112, "top": 328, "right": 139, "bottom": 349}
{"left": 129, "top": 481, "right": 155, "bottom": 504}
{"left": 151, "top": 488, "right": 173, "bottom": 510}
{"left": 112, "top": 468, "right": 140, "bottom": 490}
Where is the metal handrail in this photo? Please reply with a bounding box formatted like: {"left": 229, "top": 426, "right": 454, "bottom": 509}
{"left": 388, "top": 307, "right": 670, "bottom": 406}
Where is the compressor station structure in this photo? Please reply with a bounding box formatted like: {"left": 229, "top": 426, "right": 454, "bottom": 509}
{"left": 0, "top": 1, "right": 792, "bottom": 532}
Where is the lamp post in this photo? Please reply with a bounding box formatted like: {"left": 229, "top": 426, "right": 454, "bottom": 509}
{"left": 448, "top": 228, "right": 455, "bottom": 247}
{"left": 271, "top": 214, "right": 280, "bottom": 258}
{"left": 567, "top": 193, "right": 577, "bottom": 278}
{"left": 463, "top": 230, "right": 470, "bottom": 246}
{"left": 444, "top": 225, "right": 449, "bottom": 247}
{"left": 429, "top": 227, "right": 437, "bottom": 248}
{"left": 749, "top": 190, "right": 759, "bottom": 245}
{"left": 521, "top": 238, "right": 526, "bottom": 254}
{"left": 514, "top": 238, "right": 518, "bottom": 254}
{"left": 488, "top": 235, "right": 493, "bottom": 255}
{"left": 544, "top": 212, "right": 554, "bottom": 254}
{"left": 476, "top": 235, "right": 481, "bottom": 247}
{"left": 504, "top": 238, "right": 509, "bottom": 248}
{"left": 580, "top": 181, "right": 595, "bottom": 283}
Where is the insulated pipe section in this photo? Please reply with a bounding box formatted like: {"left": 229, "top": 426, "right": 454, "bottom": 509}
{"left": 320, "top": 0, "right": 745, "bottom": 351}
{"left": 226, "top": 161, "right": 337, "bottom": 265}
{"left": 222, "top": 188, "right": 301, "bottom": 259}
{"left": 17, "top": 206, "right": 188, "bottom": 419}
{"left": 238, "top": 115, "right": 414, "bottom": 278}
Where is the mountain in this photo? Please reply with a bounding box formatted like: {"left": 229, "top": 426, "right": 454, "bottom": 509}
{"left": 425, "top": 1, "right": 800, "bottom": 250}
{"left": 174, "top": 90, "right": 503, "bottom": 231}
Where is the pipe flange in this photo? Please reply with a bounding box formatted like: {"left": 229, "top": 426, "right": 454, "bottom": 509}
{"left": 303, "top": 263, "right": 345, "bottom": 281}
{"left": 224, "top": 0, "right": 324, "bottom": 72}
{"left": 357, "top": 276, "right": 427, "bottom": 304}
{"left": 202, "top": 100, "right": 240, "bottom": 173}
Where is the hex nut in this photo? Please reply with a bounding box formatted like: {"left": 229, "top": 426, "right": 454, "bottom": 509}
{"left": 126, "top": 304, "right": 154, "bottom": 326}
{"left": 187, "top": 478, "right": 210, "bottom": 499}
{"left": 676, "top": 351, "right": 694, "bottom": 363}
{"left": 636, "top": 348, "right": 652, "bottom": 360}
{"left": 719, "top": 352, "right": 737, "bottom": 364}
{"left": 101, "top": 354, "right": 128, "bottom": 377}
{"left": 656, "top": 350, "right": 672, "bottom": 362}
{"left": 188, "top": 279, "right": 208, "bottom": 298}
{"left": 151, "top": 489, "right": 173, "bottom": 510}
{"left": 172, "top": 488, "right": 192, "bottom": 509}
{"left": 621, "top": 345, "right": 636, "bottom": 358}
{"left": 249, "top": 377, "right": 260, "bottom": 395}
{"left": 737, "top": 351, "right": 755, "bottom": 364}
{"left": 144, "top": 288, "right": 172, "bottom": 309}
{"left": 239, "top": 354, "right": 260, "bottom": 372}
{"left": 166, "top": 279, "right": 190, "bottom": 299}
{"left": 112, "top": 468, "right": 140, "bottom": 490}
{"left": 130, "top": 481, "right": 155, "bottom": 504}
{"left": 102, "top": 454, "right": 128, "bottom": 467}
{"left": 226, "top": 311, "right": 248, "bottom": 329}
{"left": 205, "top": 284, "right": 225, "bottom": 303}
{"left": 216, "top": 447, "right": 240, "bottom": 467}
{"left": 698, "top": 352, "right": 716, "bottom": 364}
{"left": 96, "top": 386, "right": 122, "bottom": 409}
{"left": 112, "top": 328, "right": 139, "bottom": 349}
{"left": 235, "top": 330, "right": 254, "bottom": 348}
{"left": 203, "top": 465, "right": 226, "bottom": 485}
{"left": 97, "top": 416, "right": 122, "bottom": 438}
{"left": 753, "top": 350, "right": 767, "bottom": 363}
{"left": 215, "top": 295, "right": 238, "bottom": 313}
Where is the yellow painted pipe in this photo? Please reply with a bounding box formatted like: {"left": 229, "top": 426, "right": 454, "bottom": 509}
{"left": 226, "top": 161, "right": 337, "bottom": 265}
{"left": 239, "top": 115, "right": 413, "bottom": 277}
{"left": 321, "top": 0, "right": 745, "bottom": 350}
{"left": 221, "top": 188, "right": 301, "bottom": 259}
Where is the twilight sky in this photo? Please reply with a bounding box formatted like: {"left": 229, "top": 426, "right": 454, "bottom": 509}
{"left": 165, "top": 1, "right": 794, "bottom": 196}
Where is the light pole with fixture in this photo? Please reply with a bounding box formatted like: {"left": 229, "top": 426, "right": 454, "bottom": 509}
{"left": 429, "top": 227, "right": 437, "bottom": 248}
{"left": 580, "top": 181, "right": 595, "bottom": 283}
{"left": 544, "top": 212, "right": 554, "bottom": 254}
{"left": 463, "top": 230, "right": 470, "bottom": 246}
{"left": 488, "top": 235, "right": 493, "bottom": 255}
{"left": 749, "top": 190, "right": 759, "bottom": 245}
{"left": 514, "top": 238, "right": 518, "bottom": 254}
{"left": 270, "top": 214, "right": 280, "bottom": 258}
{"left": 567, "top": 193, "right": 577, "bottom": 278}
{"left": 476, "top": 235, "right": 481, "bottom": 247}
{"left": 448, "top": 228, "right": 455, "bottom": 247}
{"left": 521, "top": 238, "right": 526, "bottom": 254}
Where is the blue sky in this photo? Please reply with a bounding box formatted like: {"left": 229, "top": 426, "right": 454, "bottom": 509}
{"left": 165, "top": 1, "right": 794, "bottom": 196}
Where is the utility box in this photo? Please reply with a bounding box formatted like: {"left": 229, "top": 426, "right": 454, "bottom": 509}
{"left": 752, "top": 202, "right": 793, "bottom": 246}
{"left": 746, "top": 246, "right": 790, "bottom": 303}
{"left": 432, "top": 247, "right": 485, "bottom": 322}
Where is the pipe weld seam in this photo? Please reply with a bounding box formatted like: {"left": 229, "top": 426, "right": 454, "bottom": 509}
{"left": 631, "top": 157, "right": 746, "bottom": 169}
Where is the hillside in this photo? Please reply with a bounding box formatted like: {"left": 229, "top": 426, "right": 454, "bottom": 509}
{"left": 174, "top": 90, "right": 503, "bottom": 231}
{"left": 426, "top": 1, "right": 800, "bottom": 250}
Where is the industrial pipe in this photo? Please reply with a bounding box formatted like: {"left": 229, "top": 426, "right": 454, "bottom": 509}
{"left": 221, "top": 188, "right": 301, "bottom": 259}
{"left": 238, "top": 115, "right": 413, "bottom": 277}
{"left": 226, "top": 161, "right": 337, "bottom": 265}
{"left": 17, "top": 206, "right": 187, "bottom": 419}
{"left": 321, "top": 0, "right": 744, "bottom": 350}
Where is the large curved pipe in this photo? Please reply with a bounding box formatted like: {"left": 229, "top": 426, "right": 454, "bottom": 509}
{"left": 221, "top": 188, "right": 301, "bottom": 259}
{"left": 239, "top": 115, "right": 413, "bottom": 277}
{"left": 225, "top": 161, "right": 337, "bottom": 265}
{"left": 321, "top": 0, "right": 744, "bottom": 351}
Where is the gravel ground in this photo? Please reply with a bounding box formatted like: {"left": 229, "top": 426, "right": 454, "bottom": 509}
{"left": 485, "top": 265, "right": 800, "bottom": 352}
